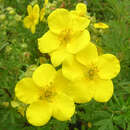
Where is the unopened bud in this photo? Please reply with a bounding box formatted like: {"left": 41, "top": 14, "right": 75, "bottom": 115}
{"left": 0, "top": 14, "right": 6, "bottom": 20}
{"left": 15, "top": 14, "right": 22, "bottom": 21}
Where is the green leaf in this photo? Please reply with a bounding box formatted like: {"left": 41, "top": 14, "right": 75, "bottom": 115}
{"left": 94, "top": 119, "right": 114, "bottom": 130}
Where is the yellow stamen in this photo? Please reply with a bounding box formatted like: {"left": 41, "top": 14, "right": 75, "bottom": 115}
{"left": 87, "top": 64, "right": 99, "bottom": 80}
{"left": 59, "top": 28, "right": 72, "bottom": 43}
{"left": 40, "top": 86, "right": 57, "bottom": 102}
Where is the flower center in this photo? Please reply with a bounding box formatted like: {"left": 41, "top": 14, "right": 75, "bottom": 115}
{"left": 44, "top": 90, "right": 53, "bottom": 99}
{"left": 40, "top": 87, "right": 57, "bottom": 102}
{"left": 86, "top": 64, "right": 99, "bottom": 80}
{"left": 29, "top": 15, "right": 35, "bottom": 24}
{"left": 59, "top": 28, "right": 72, "bottom": 43}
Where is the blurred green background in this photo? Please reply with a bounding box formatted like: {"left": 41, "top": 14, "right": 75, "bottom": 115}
{"left": 0, "top": 0, "right": 130, "bottom": 130}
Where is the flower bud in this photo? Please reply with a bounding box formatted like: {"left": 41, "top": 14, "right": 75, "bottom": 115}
{"left": 0, "top": 14, "right": 6, "bottom": 20}
{"left": 15, "top": 14, "right": 22, "bottom": 21}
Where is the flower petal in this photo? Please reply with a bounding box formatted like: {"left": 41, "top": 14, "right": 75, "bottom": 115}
{"left": 38, "top": 31, "right": 61, "bottom": 53}
{"left": 23, "top": 16, "right": 31, "bottom": 28}
{"left": 33, "top": 4, "right": 40, "bottom": 24}
{"left": 94, "top": 22, "right": 109, "bottom": 29}
{"left": 62, "top": 55, "right": 85, "bottom": 81}
{"left": 15, "top": 78, "right": 40, "bottom": 104}
{"left": 67, "top": 78, "right": 93, "bottom": 103}
{"left": 67, "top": 30, "right": 90, "bottom": 54}
{"left": 53, "top": 69, "right": 70, "bottom": 92}
{"left": 93, "top": 79, "right": 113, "bottom": 102}
{"left": 71, "top": 3, "right": 90, "bottom": 31}
{"left": 45, "top": 0, "right": 48, "bottom": 5}
{"left": 48, "top": 8, "right": 70, "bottom": 34}
{"left": 52, "top": 92, "right": 75, "bottom": 121}
{"left": 97, "top": 54, "right": 120, "bottom": 79}
{"left": 33, "top": 4, "right": 40, "bottom": 16}
{"left": 27, "top": 5, "right": 32, "bottom": 16}
{"left": 53, "top": 70, "right": 92, "bottom": 103}
{"left": 76, "top": 3, "right": 87, "bottom": 16}
{"left": 70, "top": 13, "right": 90, "bottom": 33}
{"left": 40, "top": 8, "right": 45, "bottom": 21}
{"left": 32, "top": 64, "right": 56, "bottom": 88}
{"left": 76, "top": 43, "right": 98, "bottom": 66}
{"left": 26, "top": 101, "right": 52, "bottom": 126}
{"left": 50, "top": 44, "right": 68, "bottom": 67}
{"left": 31, "top": 24, "right": 36, "bottom": 34}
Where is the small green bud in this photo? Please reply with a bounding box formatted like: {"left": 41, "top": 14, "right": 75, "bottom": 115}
{"left": 0, "top": 14, "right": 6, "bottom": 20}
{"left": 21, "top": 43, "right": 28, "bottom": 49}
{"left": 6, "top": 7, "right": 14, "bottom": 11}
{"left": 14, "top": 14, "right": 22, "bottom": 21}
{"left": 9, "top": 10, "right": 15, "bottom": 15}
{"left": 5, "top": 45, "right": 12, "bottom": 53}
{"left": 24, "top": 65, "right": 37, "bottom": 77}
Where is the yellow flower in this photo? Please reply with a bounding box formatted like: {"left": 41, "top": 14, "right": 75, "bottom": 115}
{"left": 15, "top": 64, "right": 75, "bottom": 126}
{"left": 23, "top": 4, "right": 40, "bottom": 34}
{"left": 45, "top": 0, "right": 48, "bottom": 5}
{"left": 94, "top": 22, "right": 109, "bottom": 29}
{"left": 62, "top": 43, "right": 120, "bottom": 103}
{"left": 40, "top": 0, "right": 48, "bottom": 21}
{"left": 71, "top": 3, "right": 90, "bottom": 26}
{"left": 38, "top": 4, "right": 90, "bottom": 67}
{"left": 76, "top": 3, "right": 87, "bottom": 16}
{"left": 40, "top": 8, "right": 45, "bottom": 21}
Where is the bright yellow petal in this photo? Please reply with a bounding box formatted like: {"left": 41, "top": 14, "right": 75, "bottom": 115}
{"left": 76, "top": 43, "right": 98, "bottom": 66}
{"left": 27, "top": 5, "right": 32, "bottom": 16}
{"left": 52, "top": 92, "right": 75, "bottom": 121}
{"left": 33, "top": 4, "right": 40, "bottom": 15}
{"left": 70, "top": 13, "right": 90, "bottom": 32}
{"left": 23, "top": 16, "right": 31, "bottom": 28}
{"left": 50, "top": 45, "right": 69, "bottom": 67}
{"left": 40, "top": 8, "right": 45, "bottom": 21}
{"left": 62, "top": 55, "right": 85, "bottom": 81}
{"left": 26, "top": 101, "right": 52, "bottom": 126}
{"left": 48, "top": 8, "right": 70, "bottom": 34}
{"left": 71, "top": 15, "right": 90, "bottom": 33}
{"left": 32, "top": 64, "right": 56, "bottom": 88}
{"left": 97, "top": 54, "right": 120, "bottom": 79}
{"left": 76, "top": 3, "right": 87, "bottom": 16}
{"left": 38, "top": 31, "right": 61, "bottom": 53}
{"left": 68, "top": 78, "right": 93, "bottom": 103}
{"left": 15, "top": 78, "right": 40, "bottom": 104}
{"left": 93, "top": 23, "right": 109, "bottom": 29}
{"left": 31, "top": 24, "right": 36, "bottom": 34}
{"left": 33, "top": 4, "right": 40, "bottom": 24}
{"left": 67, "top": 30, "right": 90, "bottom": 54}
{"left": 45, "top": 0, "right": 48, "bottom": 5}
{"left": 70, "top": 3, "right": 90, "bottom": 33}
{"left": 93, "top": 79, "right": 113, "bottom": 102}
{"left": 53, "top": 69, "right": 70, "bottom": 92}
{"left": 54, "top": 70, "right": 92, "bottom": 103}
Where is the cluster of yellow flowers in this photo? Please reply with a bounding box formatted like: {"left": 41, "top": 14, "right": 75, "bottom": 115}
{"left": 15, "top": 3, "right": 120, "bottom": 126}
{"left": 23, "top": 0, "right": 48, "bottom": 33}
